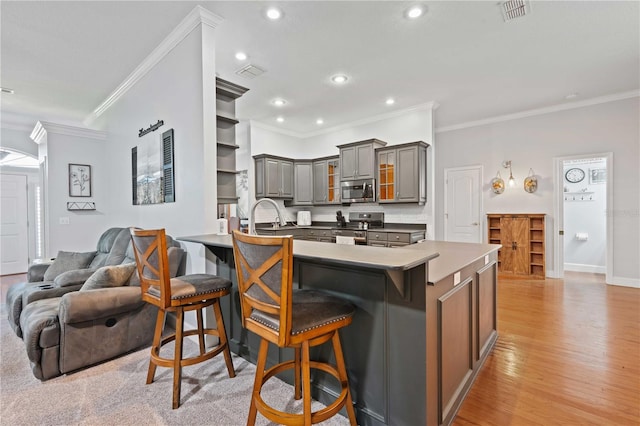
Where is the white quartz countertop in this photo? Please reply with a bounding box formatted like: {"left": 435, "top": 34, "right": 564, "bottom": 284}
{"left": 178, "top": 234, "right": 438, "bottom": 272}
{"left": 403, "top": 240, "right": 501, "bottom": 284}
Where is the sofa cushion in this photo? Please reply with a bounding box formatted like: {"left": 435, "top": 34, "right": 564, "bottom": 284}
{"left": 80, "top": 263, "right": 136, "bottom": 291}
{"left": 43, "top": 251, "right": 96, "bottom": 281}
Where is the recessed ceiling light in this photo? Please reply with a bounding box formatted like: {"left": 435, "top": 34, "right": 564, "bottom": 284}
{"left": 316, "top": 118, "right": 324, "bottom": 125}
{"left": 235, "top": 52, "right": 248, "bottom": 61}
{"left": 331, "top": 74, "right": 348, "bottom": 84}
{"left": 272, "top": 98, "right": 286, "bottom": 107}
{"left": 276, "top": 116, "right": 284, "bottom": 123}
{"left": 385, "top": 98, "right": 395, "bottom": 105}
{"left": 266, "top": 7, "right": 282, "bottom": 20}
{"left": 0, "top": 87, "right": 15, "bottom": 94}
{"left": 406, "top": 6, "right": 424, "bottom": 19}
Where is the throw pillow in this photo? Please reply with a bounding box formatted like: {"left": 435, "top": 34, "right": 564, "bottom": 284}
{"left": 80, "top": 263, "right": 137, "bottom": 291}
{"left": 43, "top": 250, "right": 96, "bottom": 281}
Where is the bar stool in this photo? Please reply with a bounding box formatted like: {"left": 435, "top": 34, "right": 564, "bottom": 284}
{"left": 231, "top": 230, "right": 357, "bottom": 425}
{"left": 130, "top": 228, "right": 235, "bottom": 409}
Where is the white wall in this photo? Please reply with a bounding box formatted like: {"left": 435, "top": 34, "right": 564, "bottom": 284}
{"left": 93, "top": 25, "right": 216, "bottom": 242}
{"left": 563, "top": 158, "right": 607, "bottom": 272}
{"left": 435, "top": 97, "right": 639, "bottom": 282}
{"left": 36, "top": 130, "right": 108, "bottom": 256}
{"left": 247, "top": 105, "right": 436, "bottom": 234}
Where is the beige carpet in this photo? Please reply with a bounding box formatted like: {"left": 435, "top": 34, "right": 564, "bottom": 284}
{"left": 0, "top": 311, "right": 350, "bottom": 425}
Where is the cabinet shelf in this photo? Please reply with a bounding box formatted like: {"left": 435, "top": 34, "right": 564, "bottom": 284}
{"left": 217, "top": 169, "right": 240, "bottom": 175}
{"left": 217, "top": 142, "right": 240, "bottom": 150}
{"left": 216, "top": 114, "right": 240, "bottom": 126}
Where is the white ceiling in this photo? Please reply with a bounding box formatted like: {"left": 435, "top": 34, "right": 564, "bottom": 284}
{"left": 1, "top": 1, "right": 638, "bottom": 136}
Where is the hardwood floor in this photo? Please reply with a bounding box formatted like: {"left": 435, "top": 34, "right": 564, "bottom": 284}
{"left": 2, "top": 271, "right": 639, "bottom": 424}
{"left": 454, "top": 272, "right": 640, "bottom": 425}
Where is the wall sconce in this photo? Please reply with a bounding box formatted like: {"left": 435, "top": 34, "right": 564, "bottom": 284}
{"left": 503, "top": 160, "right": 516, "bottom": 188}
{"left": 491, "top": 171, "right": 505, "bottom": 194}
{"left": 524, "top": 168, "right": 538, "bottom": 193}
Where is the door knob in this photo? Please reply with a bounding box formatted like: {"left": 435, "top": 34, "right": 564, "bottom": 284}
{"left": 472, "top": 222, "right": 479, "bottom": 226}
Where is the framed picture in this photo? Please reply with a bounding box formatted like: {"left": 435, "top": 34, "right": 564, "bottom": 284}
{"left": 589, "top": 168, "right": 606, "bottom": 184}
{"left": 69, "top": 164, "right": 92, "bottom": 197}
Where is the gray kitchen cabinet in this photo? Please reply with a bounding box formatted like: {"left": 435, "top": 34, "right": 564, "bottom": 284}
{"left": 215, "top": 78, "right": 248, "bottom": 205}
{"left": 377, "top": 141, "right": 429, "bottom": 205}
{"left": 367, "top": 229, "right": 425, "bottom": 247}
{"left": 338, "top": 139, "right": 387, "bottom": 181}
{"left": 312, "top": 156, "right": 340, "bottom": 204}
{"left": 292, "top": 161, "right": 313, "bottom": 205}
{"left": 254, "top": 154, "right": 294, "bottom": 199}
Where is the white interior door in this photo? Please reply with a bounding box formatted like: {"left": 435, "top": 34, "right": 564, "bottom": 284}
{"left": 1, "top": 174, "right": 29, "bottom": 275}
{"left": 444, "top": 166, "right": 482, "bottom": 243}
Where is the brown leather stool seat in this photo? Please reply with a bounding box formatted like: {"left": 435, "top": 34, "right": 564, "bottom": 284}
{"left": 130, "top": 228, "right": 235, "bottom": 409}
{"left": 232, "top": 230, "right": 357, "bottom": 425}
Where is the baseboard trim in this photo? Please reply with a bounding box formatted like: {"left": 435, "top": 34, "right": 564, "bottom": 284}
{"left": 564, "top": 263, "right": 606, "bottom": 274}
{"left": 608, "top": 276, "right": 640, "bottom": 288}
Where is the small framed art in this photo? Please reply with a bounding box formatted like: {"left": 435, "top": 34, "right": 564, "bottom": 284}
{"left": 69, "top": 164, "right": 92, "bottom": 197}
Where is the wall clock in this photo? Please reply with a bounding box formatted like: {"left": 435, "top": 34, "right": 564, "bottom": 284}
{"left": 565, "top": 167, "right": 585, "bottom": 183}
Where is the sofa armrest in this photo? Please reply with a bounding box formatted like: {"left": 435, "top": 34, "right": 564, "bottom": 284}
{"left": 28, "top": 263, "right": 51, "bottom": 283}
{"left": 59, "top": 287, "right": 145, "bottom": 324}
{"left": 53, "top": 269, "right": 97, "bottom": 287}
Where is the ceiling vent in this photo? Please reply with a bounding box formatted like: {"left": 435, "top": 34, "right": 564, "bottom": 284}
{"left": 500, "top": 0, "right": 531, "bottom": 22}
{"left": 235, "top": 64, "right": 266, "bottom": 79}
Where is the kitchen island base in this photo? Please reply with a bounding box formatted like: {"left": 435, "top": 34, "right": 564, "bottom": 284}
{"left": 181, "top": 235, "right": 499, "bottom": 426}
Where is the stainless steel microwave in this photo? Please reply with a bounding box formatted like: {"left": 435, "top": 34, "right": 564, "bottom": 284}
{"left": 341, "top": 179, "right": 376, "bottom": 203}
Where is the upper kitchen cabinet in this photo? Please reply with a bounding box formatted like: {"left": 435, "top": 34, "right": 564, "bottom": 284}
{"left": 338, "top": 139, "right": 387, "bottom": 180}
{"left": 215, "top": 77, "right": 248, "bottom": 204}
{"left": 254, "top": 154, "right": 294, "bottom": 199}
{"left": 291, "top": 160, "right": 313, "bottom": 205}
{"left": 313, "top": 156, "right": 341, "bottom": 204}
{"left": 377, "top": 141, "right": 429, "bottom": 205}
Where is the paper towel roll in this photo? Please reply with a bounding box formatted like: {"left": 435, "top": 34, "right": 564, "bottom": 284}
{"left": 575, "top": 232, "right": 589, "bottom": 241}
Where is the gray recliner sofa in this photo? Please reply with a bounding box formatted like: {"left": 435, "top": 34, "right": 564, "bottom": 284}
{"left": 7, "top": 227, "right": 133, "bottom": 337}
{"left": 5, "top": 227, "right": 186, "bottom": 380}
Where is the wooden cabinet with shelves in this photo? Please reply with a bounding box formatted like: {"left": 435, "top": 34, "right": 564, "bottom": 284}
{"left": 338, "top": 138, "right": 387, "bottom": 180}
{"left": 215, "top": 78, "right": 248, "bottom": 204}
{"left": 487, "top": 213, "right": 545, "bottom": 278}
{"left": 377, "top": 141, "right": 428, "bottom": 205}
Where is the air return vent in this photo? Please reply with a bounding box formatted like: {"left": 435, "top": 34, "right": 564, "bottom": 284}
{"left": 501, "top": 0, "right": 530, "bottom": 21}
{"left": 235, "top": 64, "right": 265, "bottom": 79}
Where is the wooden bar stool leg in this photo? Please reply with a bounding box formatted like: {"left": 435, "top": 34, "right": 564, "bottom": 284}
{"left": 248, "top": 338, "right": 269, "bottom": 426}
{"left": 294, "top": 346, "right": 302, "bottom": 400}
{"left": 332, "top": 332, "right": 357, "bottom": 425}
{"left": 196, "top": 307, "right": 206, "bottom": 355}
{"left": 172, "top": 308, "right": 185, "bottom": 409}
{"left": 147, "top": 309, "right": 165, "bottom": 384}
{"left": 212, "top": 299, "right": 235, "bottom": 378}
{"left": 302, "top": 340, "right": 312, "bottom": 426}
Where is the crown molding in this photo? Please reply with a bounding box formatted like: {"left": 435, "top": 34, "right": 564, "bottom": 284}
{"left": 30, "top": 121, "right": 107, "bottom": 144}
{"left": 252, "top": 101, "right": 439, "bottom": 140}
{"left": 436, "top": 90, "right": 640, "bottom": 134}
{"left": 84, "top": 6, "right": 224, "bottom": 126}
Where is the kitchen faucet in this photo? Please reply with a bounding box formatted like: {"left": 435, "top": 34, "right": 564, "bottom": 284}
{"left": 249, "top": 198, "right": 287, "bottom": 235}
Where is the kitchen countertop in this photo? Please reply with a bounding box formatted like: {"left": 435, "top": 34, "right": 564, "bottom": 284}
{"left": 404, "top": 240, "right": 501, "bottom": 284}
{"left": 178, "top": 233, "right": 438, "bottom": 272}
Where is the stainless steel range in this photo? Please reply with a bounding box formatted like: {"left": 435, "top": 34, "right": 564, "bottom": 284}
{"left": 332, "top": 212, "right": 384, "bottom": 244}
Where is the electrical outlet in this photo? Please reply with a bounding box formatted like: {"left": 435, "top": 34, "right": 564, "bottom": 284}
{"left": 59, "top": 217, "right": 69, "bottom": 225}
{"left": 453, "top": 271, "right": 461, "bottom": 286}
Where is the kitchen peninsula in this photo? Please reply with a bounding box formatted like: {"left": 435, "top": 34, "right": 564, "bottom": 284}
{"left": 178, "top": 234, "right": 499, "bottom": 426}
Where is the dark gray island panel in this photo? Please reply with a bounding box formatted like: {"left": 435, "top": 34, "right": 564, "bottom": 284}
{"left": 179, "top": 234, "right": 499, "bottom": 426}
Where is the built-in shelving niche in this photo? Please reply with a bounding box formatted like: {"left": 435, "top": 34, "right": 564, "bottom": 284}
{"left": 215, "top": 77, "right": 248, "bottom": 206}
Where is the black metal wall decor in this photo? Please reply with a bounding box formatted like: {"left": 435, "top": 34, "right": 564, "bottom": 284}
{"left": 138, "top": 119, "right": 164, "bottom": 137}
